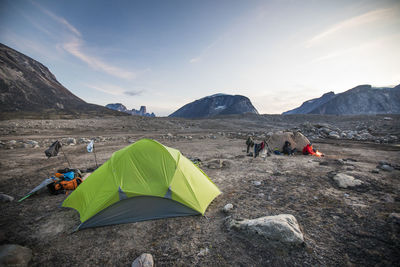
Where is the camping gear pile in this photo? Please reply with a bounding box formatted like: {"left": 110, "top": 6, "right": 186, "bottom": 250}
{"left": 246, "top": 131, "right": 325, "bottom": 157}
{"left": 19, "top": 138, "right": 221, "bottom": 230}
{"left": 18, "top": 168, "right": 83, "bottom": 202}
{"left": 46, "top": 169, "right": 83, "bottom": 195}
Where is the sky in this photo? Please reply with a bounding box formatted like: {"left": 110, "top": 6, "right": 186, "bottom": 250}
{"left": 1, "top": 0, "right": 399, "bottom": 116}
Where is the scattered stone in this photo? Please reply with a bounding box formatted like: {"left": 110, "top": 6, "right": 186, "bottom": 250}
{"left": 252, "top": 181, "right": 261, "bottom": 186}
{"left": 78, "top": 137, "right": 91, "bottom": 144}
{"left": 197, "top": 247, "right": 209, "bottom": 256}
{"left": 25, "top": 140, "right": 38, "bottom": 148}
{"left": 227, "top": 214, "right": 304, "bottom": 245}
{"left": 0, "top": 244, "right": 32, "bottom": 267}
{"left": 335, "top": 159, "right": 344, "bottom": 165}
{"left": 65, "top": 138, "right": 76, "bottom": 145}
{"left": 380, "top": 165, "right": 394, "bottom": 172}
{"left": 371, "top": 169, "right": 379, "bottom": 174}
{"left": 388, "top": 213, "right": 400, "bottom": 224}
{"left": 131, "top": 253, "right": 154, "bottom": 267}
{"left": 383, "top": 117, "right": 392, "bottom": 121}
{"left": 328, "top": 131, "right": 340, "bottom": 139}
{"left": 0, "top": 193, "right": 14, "bottom": 202}
{"left": 383, "top": 195, "right": 394, "bottom": 203}
{"left": 223, "top": 203, "right": 234, "bottom": 213}
{"left": 206, "top": 159, "right": 230, "bottom": 169}
{"left": 332, "top": 173, "right": 363, "bottom": 188}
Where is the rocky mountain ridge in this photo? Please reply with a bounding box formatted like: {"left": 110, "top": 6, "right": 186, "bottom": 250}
{"left": 0, "top": 43, "right": 123, "bottom": 118}
{"left": 105, "top": 103, "right": 155, "bottom": 117}
{"left": 169, "top": 94, "right": 258, "bottom": 118}
{"left": 284, "top": 84, "right": 400, "bottom": 115}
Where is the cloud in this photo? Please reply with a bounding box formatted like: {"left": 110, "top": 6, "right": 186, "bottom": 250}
{"left": 124, "top": 90, "right": 143, "bottom": 96}
{"left": 189, "top": 57, "right": 201, "bottom": 63}
{"left": 306, "top": 7, "right": 399, "bottom": 47}
{"left": 85, "top": 84, "right": 143, "bottom": 96}
{"left": 31, "top": 1, "right": 137, "bottom": 80}
{"left": 31, "top": 1, "right": 81, "bottom": 37}
{"left": 63, "top": 38, "right": 136, "bottom": 79}
{"left": 189, "top": 38, "right": 221, "bottom": 64}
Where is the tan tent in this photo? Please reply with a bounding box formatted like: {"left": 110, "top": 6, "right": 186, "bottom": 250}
{"left": 266, "top": 131, "right": 310, "bottom": 151}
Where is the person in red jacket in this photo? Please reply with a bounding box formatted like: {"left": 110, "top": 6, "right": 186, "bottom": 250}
{"left": 302, "top": 143, "right": 316, "bottom": 155}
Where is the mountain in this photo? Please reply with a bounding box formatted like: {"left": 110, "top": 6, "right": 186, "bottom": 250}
{"left": 0, "top": 43, "right": 124, "bottom": 118}
{"left": 106, "top": 103, "right": 156, "bottom": 117}
{"left": 283, "top": 92, "right": 336, "bottom": 115}
{"left": 283, "top": 84, "right": 400, "bottom": 115}
{"left": 105, "top": 103, "right": 128, "bottom": 113}
{"left": 169, "top": 94, "right": 258, "bottom": 118}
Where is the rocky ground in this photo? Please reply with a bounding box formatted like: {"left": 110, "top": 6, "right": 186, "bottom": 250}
{"left": 0, "top": 114, "right": 399, "bottom": 266}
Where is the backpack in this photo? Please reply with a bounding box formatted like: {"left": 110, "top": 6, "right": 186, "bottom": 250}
{"left": 47, "top": 177, "right": 83, "bottom": 195}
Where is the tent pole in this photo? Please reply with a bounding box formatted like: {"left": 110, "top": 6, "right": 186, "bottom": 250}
{"left": 93, "top": 144, "right": 98, "bottom": 168}
{"left": 61, "top": 147, "right": 71, "bottom": 168}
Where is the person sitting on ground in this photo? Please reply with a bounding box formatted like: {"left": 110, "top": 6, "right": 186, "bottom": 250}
{"left": 282, "top": 141, "right": 297, "bottom": 155}
{"left": 302, "top": 143, "right": 316, "bottom": 155}
{"left": 246, "top": 136, "right": 254, "bottom": 154}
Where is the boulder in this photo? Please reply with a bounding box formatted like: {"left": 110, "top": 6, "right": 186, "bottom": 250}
{"left": 197, "top": 248, "right": 209, "bottom": 256}
{"left": 131, "top": 253, "right": 154, "bottom": 267}
{"left": 65, "top": 138, "right": 76, "bottom": 145}
{"left": 380, "top": 165, "right": 394, "bottom": 172}
{"left": 223, "top": 203, "right": 234, "bottom": 213}
{"left": 25, "top": 140, "right": 38, "bottom": 147}
{"left": 228, "top": 214, "right": 304, "bottom": 245}
{"left": 0, "top": 193, "right": 14, "bottom": 202}
{"left": 328, "top": 132, "right": 340, "bottom": 139}
{"left": 332, "top": 173, "right": 363, "bottom": 188}
{"left": 0, "top": 244, "right": 32, "bottom": 267}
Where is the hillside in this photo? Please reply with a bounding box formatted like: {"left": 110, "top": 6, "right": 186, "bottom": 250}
{"left": 0, "top": 43, "right": 124, "bottom": 119}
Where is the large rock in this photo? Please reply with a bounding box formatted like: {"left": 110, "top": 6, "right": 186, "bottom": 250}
{"left": 228, "top": 214, "right": 304, "bottom": 245}
{"left": 333, "top": 173, "right": 363, "bottom": 188}
{"left": 131, "top": 253, "right": 154, "bottom": 267}
{"left": 266, "top": 131, "right": 309, "bottom": 151}
{"left": 0, "top": 244, "right": 32, "bottom": 267}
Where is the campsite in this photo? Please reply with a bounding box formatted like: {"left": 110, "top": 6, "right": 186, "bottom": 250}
{"left": 1, "top": 114, "right": 399, "bottom": 266}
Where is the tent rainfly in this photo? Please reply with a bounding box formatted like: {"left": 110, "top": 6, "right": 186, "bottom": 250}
{"left": 62, "top": 139, "right": 221, "bottom": 230}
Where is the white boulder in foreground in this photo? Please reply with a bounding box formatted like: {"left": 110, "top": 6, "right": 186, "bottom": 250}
{"left": 333, "top": 173, "right": 363, "bottom": 188}
{"left": 228, "top": 214, "right": 304, "bottom": 245}
{"left": 131, "top": 253, "right": 153, "bottom": 267}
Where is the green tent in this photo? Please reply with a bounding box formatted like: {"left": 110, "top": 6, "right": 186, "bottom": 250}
{"left": 63, "top": 138, "right": 221, "bottom": 230}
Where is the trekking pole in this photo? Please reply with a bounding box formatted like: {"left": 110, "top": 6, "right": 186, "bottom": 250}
{"left": 61, "top": 147, "right": 72, "bottom": 168}
{"left": 93, "top": 143, "right": 98, "bottom": 168}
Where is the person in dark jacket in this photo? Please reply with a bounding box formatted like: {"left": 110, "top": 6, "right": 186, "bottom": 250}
{"left": 246, "top": 136, "right": 254, "bottom": 154}
{"left": 282, "top": 141, "right": 296, "bottom": 155}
